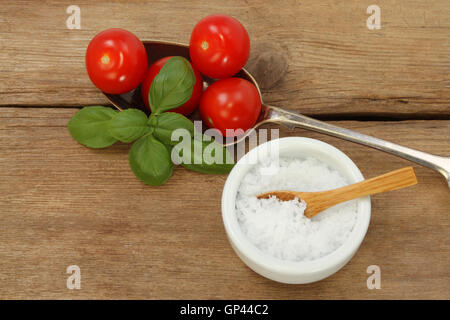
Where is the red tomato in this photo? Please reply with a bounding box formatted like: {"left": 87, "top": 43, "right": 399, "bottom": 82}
{"left": 141, "top": 56, "right": 203, "bottom": 116}
{"left": 189, "top": 15, "right": 250, "bottom": 79}
{"left": 199, "top": 78, "right": 261, "bottom": 137}
{"left": 85, "top": 28, "right": 148, "bottom": 94}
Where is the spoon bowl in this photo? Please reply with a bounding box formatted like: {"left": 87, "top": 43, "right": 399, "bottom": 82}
{"left": 103, "top": 40, "right": 259, "bottom": 115}
{"left": 103, "top": 40, "right": 450, "bottom": 188}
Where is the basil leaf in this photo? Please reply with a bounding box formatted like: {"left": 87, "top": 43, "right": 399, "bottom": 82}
{"left": 148, "top": 56, "right": 196, "bottom": 114}
{"left": 129, "top": 134, "right": 173, "bottom": 186}
{"left": 152, "top": 112, "right": 195, "bottom": 145}
{"left": 67, "top": 106, "right": 118, "bottom": 148}
{"left": 108, "top": 109, "right": 149, "bottom": 143}
{"left": 172, "top": 136, "right": 234, "bottom": 174}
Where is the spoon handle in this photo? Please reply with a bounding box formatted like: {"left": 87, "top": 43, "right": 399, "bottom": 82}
{"left": 268, "top": 106, "right": 450, "bottom": 187}
{"left": 312, "top": 167, "right": 418, "bottom": 213}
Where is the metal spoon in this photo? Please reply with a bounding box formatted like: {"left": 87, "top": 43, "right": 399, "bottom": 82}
{"left": 258, "top": 167, "right": 418, "bottom": 218}
{"left": 103, "top": 40, "right": 450, "bottom": 188}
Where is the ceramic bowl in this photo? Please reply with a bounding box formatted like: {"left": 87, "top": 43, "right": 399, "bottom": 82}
{"left": 221, "top": 137, "right": 371, "bottom": 284}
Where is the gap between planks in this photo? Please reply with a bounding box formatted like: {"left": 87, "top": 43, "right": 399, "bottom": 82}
{"left": 1, "top": 105, "right": 450, "bottom": 122}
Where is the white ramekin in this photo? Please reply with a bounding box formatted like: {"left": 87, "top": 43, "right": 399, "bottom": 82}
{"left": 221, "top": 137, "right": 371, "bottom": 284}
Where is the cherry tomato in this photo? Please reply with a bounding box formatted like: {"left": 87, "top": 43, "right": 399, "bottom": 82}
{"left": 189, "top": 15, "right": 250, "bottom": 79}
{"left": 199, "top": 78, "right": 261, "bottom": 137}
{"left": 141, "top": 56, "right": 203, "bottom": 116}
{"left": 85, "top": 28, "right": 148, "bottom": 94}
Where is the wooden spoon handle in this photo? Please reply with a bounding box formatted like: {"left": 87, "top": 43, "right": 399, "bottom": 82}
{"left": 316, "top": 167, "right": 418, "bottom": 210}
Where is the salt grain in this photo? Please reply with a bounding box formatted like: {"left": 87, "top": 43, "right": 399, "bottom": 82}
{"left": 236, "top": 157, "right": 358, "bottom": 262}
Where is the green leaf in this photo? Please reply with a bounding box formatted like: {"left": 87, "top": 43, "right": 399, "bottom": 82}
{"left": 148, "top": 56, "right": 196, "bottom": 114}
{"left": 129, "top": 134, "right": 173, "bottom": 186}
{"left": 172, "top": 136, "right": 234, "bottom": 174}
{"left": 108, "top": 109, "right": 149, "bottom": 143}
{"left": 67, "top": 106, "right": 118, "bottom": 148}
{"left": 152, "top": 112, "right": 195, "bottom": 146}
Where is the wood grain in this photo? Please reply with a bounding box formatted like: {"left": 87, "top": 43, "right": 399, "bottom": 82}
{"left": 0, "top": 0, "right": 449, "bottom": 116}
{"left": 0, "top": 107, "right": 449, "bottom": 299}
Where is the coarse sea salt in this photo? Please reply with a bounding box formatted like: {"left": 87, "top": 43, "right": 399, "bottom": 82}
{"left": 235, "top": 156, "right": 358, "bottom": 262}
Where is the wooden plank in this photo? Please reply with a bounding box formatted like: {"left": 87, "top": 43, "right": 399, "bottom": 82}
{"left": 0, "top": 107, "right": 449, "bottom": 299}
{"left": 0, "top": 1, "right": 449, "bottom": 116}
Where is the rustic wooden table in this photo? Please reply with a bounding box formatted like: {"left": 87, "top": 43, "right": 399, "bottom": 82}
{"left": 0, "top": 0, "right": 449, "bottom": 299}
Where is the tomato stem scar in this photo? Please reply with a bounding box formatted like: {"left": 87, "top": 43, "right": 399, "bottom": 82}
{"left": 101, "top": 55, "right": 110, "bottom": 64}
{"left": 201, "top": 41, "right": 209, "bottom": 50}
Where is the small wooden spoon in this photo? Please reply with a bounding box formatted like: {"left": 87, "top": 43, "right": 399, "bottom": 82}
{"left": 257, "top": 167, "right": 418, "bottom": 218}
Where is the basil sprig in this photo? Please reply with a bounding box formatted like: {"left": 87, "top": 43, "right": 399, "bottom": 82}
{"left": 108, "top": 108, "right": 149, "bottom": 143}
{"left": 67, "top": 56, "right": 234, "bottom": 186}
{"left": 67, "top": 106, "right": 118, "bottom": 148}
{"left": 175, "top": 138, "right": 235, "bottom": 174}
{"left": 129, "top": 134, "right": 173, "bottom": 186}
{"left": 152, "top": 112, "right": 195, "bottom": 145}
{"left": 149, "top": 56, "right": 196, "bottom": 114}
